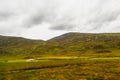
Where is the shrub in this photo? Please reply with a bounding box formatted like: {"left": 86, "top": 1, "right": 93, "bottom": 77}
{"left": 87, "top": 76, "right": 104, "bottom": 80}
{"left": 95, "top": 49, "right": 111, "bottom": 53}
{"left": 93, "top": 45, "right": 105, "bottom": 49}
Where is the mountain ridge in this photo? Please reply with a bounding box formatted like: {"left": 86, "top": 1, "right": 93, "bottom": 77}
{"left": 0, "top": 32, "right": 120, "bottom": 59}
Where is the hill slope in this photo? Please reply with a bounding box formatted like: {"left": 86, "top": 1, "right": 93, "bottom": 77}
{"left": 0, "top": 35, "right": 44, "bottom": 59}
{"left": 1, "top": 33, "right": 120, "bottom": 58}
{"left": 0, "top": 35, "right": 43, "bottom": 47}
{"left": 1, "top": 33, "right": 120, "bottom": 80}
{"left": 49, "top": 32, "right": 120, "bottom": 42}
{"left": 31, "top": 32, "right": 120, "bottom": 56}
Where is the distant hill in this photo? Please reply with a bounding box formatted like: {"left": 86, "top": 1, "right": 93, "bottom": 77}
{"left": 0, "top": 35, "right": 44, "bottom": 58}
{"left": 1, "top": 33, "right": 120, "bottom": 59}
{"left": 0, "top": 35, "right": 43, "bottom": 47}
{"left": 48, "top": 32, "right": 120, "bottom": 49}
{"left": 49, "top": 32, "right": 120, "bottom": 42}
{"left": 43, "top": 33, "right": 120, "bottom": 56}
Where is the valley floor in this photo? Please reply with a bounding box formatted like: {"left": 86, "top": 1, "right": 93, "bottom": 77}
{"left": 0, "top": 56, "right": 120, "bottom": 80}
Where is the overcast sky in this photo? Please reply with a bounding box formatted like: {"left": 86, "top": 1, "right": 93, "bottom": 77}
{"left": 0, "top": 0, "right": 120, "bottom": 40}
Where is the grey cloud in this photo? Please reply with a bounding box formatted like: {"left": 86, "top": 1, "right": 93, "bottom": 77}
{"left": 25, "top": 14, "right": 45, "bottom": 28}
{"left": 50, "top": 17, "right": 76, "bottom": 31}
{"left": 27, "top": 7, "right": 120, "bottom": 31}
{"left": 0, "top": 12, "right": 13, "bottom": 21}
{"left": 88, "top": 10, "right": 120, "bottom": 30}
{"left": 49, "top": 15, "right": 76, "bottom": 31}
{"left": 0, "top": 0, "right": 120, "bottom": 40}
{"left": 23, "top": 8, "right": 57, "bottom": 28}
{"left": 49, "top": 0, "right": 120, "bottom": 32}
{"left": 50, "top": 24, "right": 75, "bottom": 30}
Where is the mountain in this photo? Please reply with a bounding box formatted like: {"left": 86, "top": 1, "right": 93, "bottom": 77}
{"left": 0, "top": 35, "right": 43, "bottom": 47}
{"left": 0, "top": 35, "right": 44, "bottom": 59}
{"left": 48, "top": 32, "right": 120, "bottom": 49}
{"left": 1, "top": 32, "right": 120, "bottom": 59}
{"left": 49, "top": 32, "right": 120, "bottom": 42}
{"left": 33, "top": 32, "right": 120, "bottom": 56}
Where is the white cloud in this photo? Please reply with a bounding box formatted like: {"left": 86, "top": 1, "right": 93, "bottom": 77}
{"left": 21, "top": 22, "right": 67, "bottom": 40}
{"left": 0, "top": 0, "right": 120, "bottom": 40}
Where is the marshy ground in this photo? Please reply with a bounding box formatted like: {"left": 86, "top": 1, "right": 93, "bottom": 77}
{"left": 0, "top": 56, "right": 120, "bottom": 80}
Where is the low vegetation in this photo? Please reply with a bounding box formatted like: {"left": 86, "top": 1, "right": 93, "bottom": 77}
{"left": 0, "top": 33, "right": 120, "bottom": 80}
{"left": 0, "top": 57, "right": 120, "bottom": 80}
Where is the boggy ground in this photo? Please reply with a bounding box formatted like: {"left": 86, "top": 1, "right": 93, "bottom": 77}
{"left": 0, "top": 56, "right": 120, "bottom": 80}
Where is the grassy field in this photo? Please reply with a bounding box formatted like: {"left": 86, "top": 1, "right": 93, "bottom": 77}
{"left": 1, "top": 33, "right": 120, "bottom": 80}
{"left": 0, "top": 56, "right": 120, "bottom": 80}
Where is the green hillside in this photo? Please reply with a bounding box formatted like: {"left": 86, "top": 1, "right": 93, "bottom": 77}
{"left": 1, "top": 33, "right": 120, "bottom": 59}
{"left": 0, "top": 35, "right": 44, "bottom": 59}
{"left": 36, "top": 33, "right": 120, "bottom": 56}
{"left": 1, "top": 33, "right": 120, "bottom": 80}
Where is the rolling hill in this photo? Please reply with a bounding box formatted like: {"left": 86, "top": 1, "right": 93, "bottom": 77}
{"left": 0, "top": 32, "right": 120, "bottom": 58}
{"left": 0, "top": 35, "right": 44, "bottom": 59}
{"left": 0, "top": 35, "right": 43, "bottom": 47}
{"left": 40, "top": 32, "right": 120, "bottom": 56}
{"left": 1, "top": 33, "right": 120, "bottom": 80}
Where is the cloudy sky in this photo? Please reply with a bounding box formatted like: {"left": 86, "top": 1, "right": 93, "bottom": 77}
{"left": 0, "top": 0, "right": 120, "bottom": 40}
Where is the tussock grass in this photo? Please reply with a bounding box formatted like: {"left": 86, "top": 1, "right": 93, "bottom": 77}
{"left": 0, "top": 57, "right": 120, "bottom": 80}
